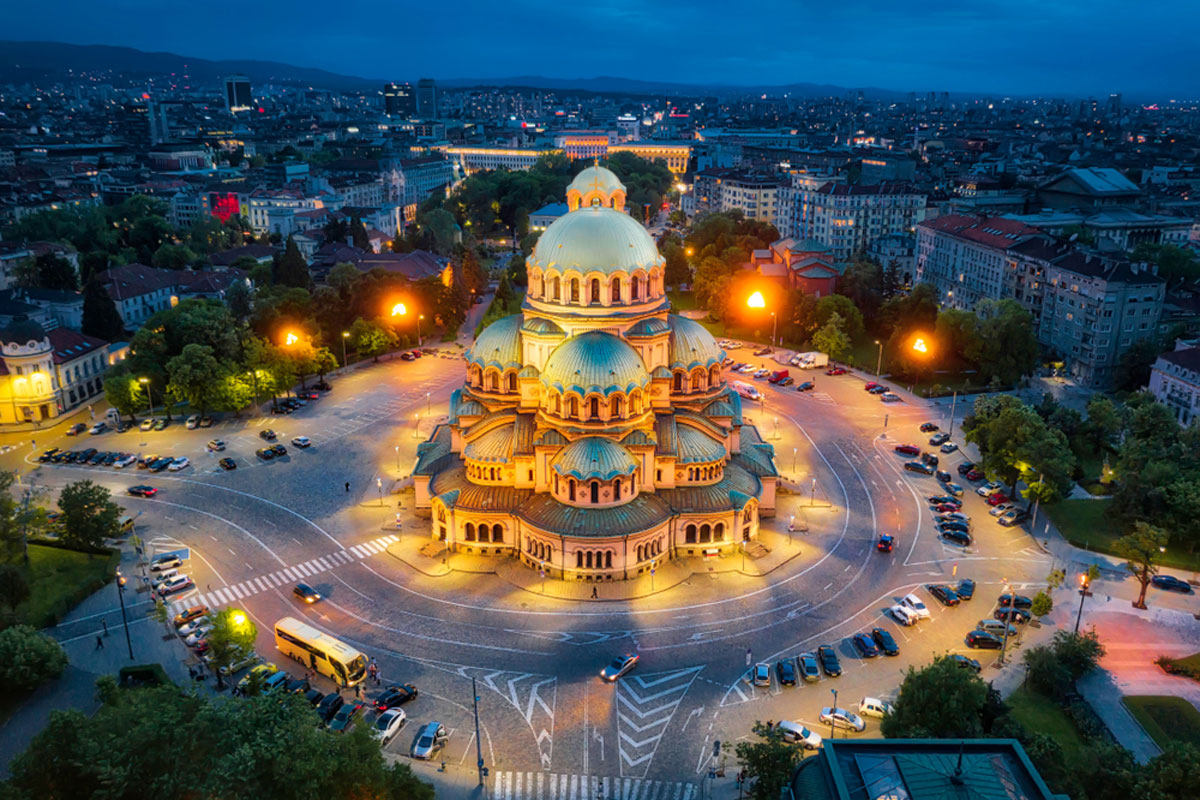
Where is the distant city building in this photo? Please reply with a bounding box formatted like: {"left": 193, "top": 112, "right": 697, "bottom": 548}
{"left": 529, "top": 203, "right": 569, "bottom": 233}
{"left": 750, "top": 238, "right": 842, "bottom": 297}
{"left": 444, "top": 145, "right": 562, "bottom": 176}
{"left": 416, "top": 78, "right": 438, "bottom": 117}
{"left": 396, "top": 156, "right": 455, "bottom": 220}
{"left": 554, "top": 131, "right": 615, "bottom": 161}
{"left": 1037, "top": 167, "right": 1141, "bottom": 211}
{"left": 916, "top": 214, "right": 1043, "bottom": 309}
{"left": 147, "top": 101, "right": 170, "bottom": 145}
{"left": 384, "top": 82, "right": 415, "bottom": 117}
{"left": 692, "top": 169, "right": 784, "bottom": 226}
{"left": 608, "top": 143, "right": 691, "bottom": 174}
{"left": 0, "top": 316, "right": 110, "bottom": 425}
{"left": 224, "top": 75, "right": 252, "bottom": 114}
{"left": 1150, "top": 341, "right": 1200, "bottom": 425}
{"left": 1006, "top": 207, "right": 1191, "bottom": 251}
{"left": 780, "top": 181, "right": 926, "bottom": 262}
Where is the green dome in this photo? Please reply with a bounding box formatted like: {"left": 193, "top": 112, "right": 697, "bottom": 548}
{"left": 541, "top": 331, "right": 650, "bottom": 397}
{"left": 624, "top": 317, "right": 671, "bottom": 338}
{"left": 551, "top": 437, "right": 638, "bottom": 481}
{"left": 467, "top": 314, "right": 523, "bottom": 370}
{"left": 521, "top": 316, "right": 565, "bottom": 336}
{"left": 676, "top": 425, "right": 727, "bottom": 464}
{"left": 530, "top": 207, "right": 662, "bottom": 277}
{"left": 668, "top": 314, "right": 725, "bottom": 371}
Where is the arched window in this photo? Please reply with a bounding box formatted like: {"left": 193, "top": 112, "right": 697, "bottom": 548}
{"left": 492, "top": 525, "right": 504, "bottom": 543}
{"left": 631, "top": 276, "right": 641, "bottom": 301}
{"left": 613, "top": 478, "right": 621, "bottom": 501}
{"left": 437, "top": 507, "right": 446, "bottom": 523}
{"left": 610, "top": 277, "right": 622, "bottom": 304}
{"left": 568, "top": 479, "right": 576, "bottom": 501}
{"left": 610, "top": 395, "right": 623, "bottom": 418}
{"left": 673, "top": 372, "right": 683, "bottom": 392}
{"left": 589, "top": 396, "right": 599, "bottom": 419}
{"left": 585, "top": 551, "right": 594, "bottom": 569}
{"left": 636, "top": 545, "right": 643, "bottom": 562}
{"left": 685, "top": 524, "right": 697, "bottom": 543}
{"left": 553, "top": 393, "right": 561, "bottom": 414}
{"left": 477, "top": 524, "right": 488, "bottom": 543}
{"left": 590, "top": 279, "right": 600, "bottom": 304}
{"left": 506, "top": 372, "right": 517, "bottom": 392}
{"left": 576, "top": 551, "right": 583, "bottom": 568}
{"left": 715, "top": 523, "right": 725, "bottom": 541}
{"left": 605, "top": 552, "right": 613, "bottom": 569}
{"left": 551, "top": 277, "right": 560, "bottom": 300}
{"left": 566, "top": 396, "right": 578, "bottom": 418}
{"left": 690, "top": 371, "right": 704, "bottom": 392}
{"left": 590, "top": 481, "right": 600, "bottom": 504}
{"left": 570, "top": 279, "right": 579, "bottom": 303}
{"left": 630, "top": 390, "right": 641, "bottom": 414}
{"left": 465, "top": 522, "right": 476, "bottom": 541}
{"left": 487, "top": 371, "right": 498, "bottom": 392}
{"left": 710, "top": 365, "right": 721, "bottom": 385}
{"left": 700, "top": 523, "right": 712, "bottom": 543}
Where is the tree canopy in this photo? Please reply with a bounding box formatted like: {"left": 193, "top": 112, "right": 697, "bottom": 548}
{"left": 881, "top": 656, "right": 991, "bottom": 738}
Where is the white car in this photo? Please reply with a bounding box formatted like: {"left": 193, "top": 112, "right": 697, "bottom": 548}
{"left": 178, "top": 616, "right": 210, "bottom": 637}
{"left": 753, "top": 369, "right": 771, "bottom": 379}
{"left": 216, "top": 647, "right": 261, "bottom": 676}
{"left": 168, "top": 456, "right": 190, "bottom": 471}
{"left": 901, "top": 593, "right": 931, "bottom": 619}
{"left": 976, "top": 481, "right": 1003, "bottom": 497}
{"left": 372, "top": 708, "right": 408, "bottom": 744}
{"left": 819, "top": 707, "right": 866, "bottom": 732}
{"left": 600, "top": 653, "right": 639, "bottom": 682}
{"left": 89, "top": 422, "right": 107, "bottom": 434}
{"left": 738, "top": 364, "right": 756, "bottom": 374}
{"left": 150, "top": 555, "right": 182, "bottom": 572}
{"left": 777, "top": 720, "right": 822, "bottom": 750}
{"left": 889, "top": 604, "right": 918, "bottom": 626}
{"left": 858, "top": 697, "right": 894, "bottom": 719}
{"left": 207, "top": 440, "right": 226, "bottom": 452}
{"left": 184, "top": 624, "right": 213, "bottom": 647}
{"left": 186, "top": 415, "right": 200, "bottom": 430}
{"left": 881, "top": 393, "right": 902, "bottom": 403}
{"left": 752, "top": 662, "right": 771, "bottom": 687}
{"left": 940, "top": 442, "right": 958, "bottom": 453}
{"left": 291, "top": 436, "right": 311, "bottom": 448}
{"left": 158, "top": 575, "right": 193, "bottom": 596}
{"left": 114, "top": 454, "right": 137, "bottom": 468}
{"left": 989, "top": 502, "right": 1015, "bottom": 517}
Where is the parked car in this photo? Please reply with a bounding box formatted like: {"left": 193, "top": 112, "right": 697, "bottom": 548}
{"left": 173, "top": 605, "right": 208, "bottom": 627}
{"left": 851, "top": 632, "right": 879, "bottom": 658}
{"left": 966, "top": 469, "right": 985, "bottom": 481}
{"left": 372, "top": 708, "right": 408, "bottom": 744}
{"left": 752, "top": 662, "right": 771, "bottom": 687}
{"left": 816, "top": 645, "right": 842, "bottom": 676}
{"left": 777, "top": 720, "right": 822, "bottom": 749}
{"left": 950, "top": 654, "right": 982, "bottom": 673}
{"left": 940, "top": 442, "right": 959, "bottom": 453}
{"left": 926, "top": 584, "right": 960, "bottom": 606}
{"left": 881, "top": 393, "right": 902, "bottom": 403}
{"left": 864, "top": 382, "right": 881, "bottom": 392}
{"left": 977, "top": 619, "right": 1018, "bottom": 638}
{"left": 796, "top": 381, "right": 814, "bottom": 391}
{"left": 177, "top": 616, "right": 209, "bottom": 637}
{"left": 904, "top": 460, "right": 935, "bottom": 475}
{"left": 410, "top": 721, "right": 448, "bottom": 759}
{"left": 943, "top": 483, "right": 965, "bottom": 497}
{"left": 200, "top": 416, "right": 214, "bottom": 428}
{"left": 871, "top": 627, "right": 899, "bottom": 656}
{"left": 966, "top": 630, "right": 1003, "bottom": 649}
{"left": 776, "top": 658, "right": 797, "bottom": 686}
{"left": 150, "top": 555, "right": 182, "bottom": 572}
{"left": 327, "top": 700, "right": 365, "bottom": 732}
{"left": 374, "top": 684, "right": 419, "bottom": 711}
{"left": 292, "top": 436, "right": 312, "bottom": 448}
{"left": 271, "top": 444, "right": 287, "bottom": 457}
{"left": 819, "top": 707, "right": 866, "bottom": 732}
{"left": 66, "top": 423, "right": 87, "bottom": 436}
{"left": 139, "top": 419, "right": 155, "bottom": 432}
{"left": 986, "top": 492, "right": 1010, "bottom": 507}
{"left": 798, "top": 652, "right": 821, "bottom": 682}
{"left": 929, "top": 432, "right": 950, "bottom": 446}
{"left": 238, "top": 663, "right": 278, "bottom": 691}
{"left": 998, "top": 509, "right": 1029, "bottom": 527}
{"left": 901, "top": 593, "right": 931, "bottom": 619}
{"left": 167, "top": 456, "right": 189, "bottom": 471}
{"left": 255, "top": 447, "right": 275, "bottom": 461}
{"left": 1151, "top": 575, "right": 1193, "bottom": 593}
{"left": 919, "top": 422, "right": 940, "bottom": 433}
{"left": 940, "top": 529, "right": 972, "bottom": 546}
{"left": 894, "top": 444, "right": 920, "bottom": 456}
{"left": 937, "top": 522, "right": 971, "bottom": 535}
{"left": 920, "top": 452, "right": 939, "bottom": 467}
{"left": 157, "top": 575, "right": 193, "bottom": 596}
{"left": 998, "top": 594, "right": 1033, "bottom": 609}
{"left": 994, "top": 607, "right": 1032, "bottom": 625}
{"left": 889, "top": 604, "right": 918, "bottom": 626}
{"left": 936, "top": 470, "right": 953, "bottom": 483}
{"left": 153, "top": 419, "right": 168, "bottom": 431}
{"left": 976, "top": 482, "right": 1003, "bottom": 497}
{"left": 207, "top": 440, "right": 226, "bottom": 452}
{"left": 259, "top": 429, "right": 277, "bottom": 441}
{"left": 316, "top": 692, "right": 344, "bottom": 723}
{"left": 186, "top": 415, "right": 200, "bottom": 430}
{"left": 89, "top": 421, "right": 107, "bottom": 435}
{"left": 956, "top": 579, "right": 976, "bottom": 601}
{"left": 218, "top": 457, "right": 237, "bottom": 470}
{"left": 825, "top": 367, "right": 847, "bottom": 376}
{"left": 989, "top": 502, "right": 1015, "bottom": 517}
{"left": 777, "top": 377, "right": 794, "bottom": 387}
{"left": 957, "top": 462, "right": 977, "bottom": 476}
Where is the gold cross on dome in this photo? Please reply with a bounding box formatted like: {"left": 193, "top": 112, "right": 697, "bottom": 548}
{"left": 589, "top": 169, "right": 602, "bottom": 194}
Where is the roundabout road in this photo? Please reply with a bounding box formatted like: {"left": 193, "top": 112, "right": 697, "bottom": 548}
{"left": 16, "top": 350, "right": 1054, "bottom": 790}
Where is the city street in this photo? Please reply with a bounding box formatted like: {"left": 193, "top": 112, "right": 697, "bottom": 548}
{"left": 13, "top": 344, "right": 1172, "bottom": 795}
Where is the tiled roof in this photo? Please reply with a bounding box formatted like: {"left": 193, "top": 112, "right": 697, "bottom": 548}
{"left": 551, "top": 437, "right": 637, "bottom": 481}
{"left": 676, "top": 425, "right": 726, "bottom": 464}
{"left": 95, "top": 263, "right": 179, "bottom": 301}
{"left": 48, "top": 327, "right": 108, "bottom": 363}
{"left": 1157, "top": 347, "right": 1200, "bottom": 374}
{"left": 463, "top": 424, "right": 514, "bottom": 464}
{"left": 815, "top": 181, "right": 920, "bottom": 196}
{"left": 660, "top": 461, "right": 761, "bottom": 513}
{"left": 516, "top": 492, "right": 672, "bottom": 538}
{"left": 918, "top": 214, "right": 1041, "bottom": 250}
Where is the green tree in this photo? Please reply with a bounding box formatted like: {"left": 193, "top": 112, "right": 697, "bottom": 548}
{"left": 1114, "top": 338, "right": 1162, "bottom": 392}
{"left": 225, "top": 280, "right": 252, "bottom": 323}
{"left": 1085, "top": 395, "right": 1122, "bottom": 452}
{"left": 1051, "top": 628, "right": 1105, "bottom": 681}
{"left": 102, "top": 371, "right": 145, "bottom": 423}
{"left": 1130, "top": 242, "right": 1200, "bottom": 283}
{"left": 812, "top": 312, "right": 852, "bottom": 360}
{"left": 152, "top": 243, "right": 198, "bottom": 270}
{"left": 881, "top": 656, "right": 990, "bottom": 738}
{"left": 1134, "top": 743, "right": 1200, "bottom": 800}
{"left": 274, "top": 237, "right": 311, "bottom": 290}
{"left": 348, "top": 317, "right": 396, "bottom": 362}
{"left": 81, "top": 279, "right": 125, "bottom": 340}
{"left": 1113, "top": 521, "right": 1169, "bottom": 609}
{"left": 0, "top": 625, "right": 68, "bottom": 693}
{"left": 0, "top": 563, "right": 31, "bottom": 615}
{"left": 166, "top": 343, "right": 223, "bottom": 415}
{"left": 33, "top": 253, "right": 78, "bottom": 291}
{"left": 662, "top": 241, "right": 692, "bottom": 288}
{"left": 57, "top": 480, "right": 122, "bottom": 550}
{"left": 327, "top": 262, "right": 361, "bottom": 295}
{"left": 418, "top": 208, "right": 460, "bottom": 254}
{"left": 734, "top": 722, "right": 801, "bottom": 800}
{"left": 815, "top": 294, "right": 865, "bottom": 342}
{"left": 1030, "top": 590, "right": 1053, "bottom": 619}
{"left": 349, "top": 217, "right": 371, "bottom": 251}
{"left": 967, "top": 299, "right": 1039, "bottom": 385}
{"left": 206, "top": 607, "right": 257, "bottom": 689}
{"left": 963, "top": 395, "right": 1076, "bottom": 500}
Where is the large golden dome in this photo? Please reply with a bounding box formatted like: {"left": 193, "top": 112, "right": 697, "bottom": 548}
{"left": 530, "top": 207, "right": 663, "bottom": 277}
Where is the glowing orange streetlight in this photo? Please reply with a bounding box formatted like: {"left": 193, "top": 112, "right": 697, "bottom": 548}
{"left": 284, "top": 332, "right": 299, "bottom": 346}
{"left": 391, "top": 303, "right": 407, "bottom": 317}
{"left": 911, "top": 337, "right": 928, "bottom": 354}
{"left": 747, "top": 291, "right": 765, "bottom": 309}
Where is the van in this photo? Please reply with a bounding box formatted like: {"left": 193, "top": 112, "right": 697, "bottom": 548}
{"left": 732, "top": 381, "right": 761, "bottom": 401}
{"left": 119, "top": 515, "right": 135, "bottom": 534}
{"left": 777, "top": 720, "right": 822, "bottom": 750}
{"left": 858, "top": 697, "right": 894, "bottom": 719}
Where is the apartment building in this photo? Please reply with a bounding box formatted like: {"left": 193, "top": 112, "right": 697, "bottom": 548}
{"left": 1149, "top": 342, "right": 1200, "bottom": 425}
{"left": 779, "top": 180, "right": 925, "bottom": 262}
{"left": 915, "top": 215, "right": 1042, "bottom": 309}
{"left": 691, "top": 169, "right": 784, "bottom": 226}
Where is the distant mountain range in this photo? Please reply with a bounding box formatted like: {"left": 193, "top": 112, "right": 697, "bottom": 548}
{"left": 0, "top": 40, "right": 916, "bottom": 99}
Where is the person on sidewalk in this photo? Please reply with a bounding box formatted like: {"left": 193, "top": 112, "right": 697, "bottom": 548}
{"left": 95, "top": 635, "right": 104, "bottom": 650}
{"left": 591, "top": 586, "right": 598, "bottom": 599}
{"left": 102, "top": 619, "right": 108, "bottom": 637}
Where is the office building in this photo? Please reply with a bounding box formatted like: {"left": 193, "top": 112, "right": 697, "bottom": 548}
{"left": 416, "top": 78, "right": 438, "bottom": 117}
{"left": 692, "top": 169, "right": 784, "bottom": 226}
{"left": 384, "top": 82, "right": 415, "bottom": 117}
{"left": 224, "top": 75, "right": 252, "bottom": 114}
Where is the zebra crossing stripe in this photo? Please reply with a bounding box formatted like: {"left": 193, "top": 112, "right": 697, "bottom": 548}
{"left": 283, "top": 567, "right": 298, "bottom": 580}
{"left": 361, "top": 541, "right": 381, "bottom": 554}
{"left": 229, "top": 584, "right": 246, "bottom": 599}
{"left": 316, "top": 557, "right": 333, "bottom": 570}
{"left": 294, "top": 563, "right": 313, "bottom": 577}
{"left": 349, "top": 545, "right": 367, "bottom": 558}
{"left": 253, "top": 577, "right": 268, "bottom": 592}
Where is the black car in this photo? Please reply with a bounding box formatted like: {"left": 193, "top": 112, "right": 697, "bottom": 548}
{"left": 374, "top": 683, "right": 419, "bottom": 711}
{"left": 256, "top": 447, "right": 276, "bottom": 460}
{"left": 956, "top": 579, "right": 976, "bottom": 601}
{"left": 966, "top": 630, "right": 1003, "bottom": 649}
{"left": 871, "top": 627, "right": 899, "bottom": 656}
{"left": 284, "top": 677, "right": 311, "bottom": 694}
{"left": 851, "top": 632, "right": 879, "bottom": 658}
{"left": 796, "top": 381, "right": 815, "bottom": 392}
{"left": 941, "top": 529, "right": 972, "bottom": 546}
{"left": 994, "top": 607, "right": 1031, "bottom": 625}
{"left": 998, "top": 594, "right": 1033, "bottom": 609}
{"left": 1151, "top": 575, "right": 1193, "bottom": 593}
{"left": 313, "top": 381, "right": 332, "bottom": 392}
{"left": 926, "top": 584, "right": 960, "bottom": 606}
{"left": 37, "top": 449, "right": 58, "bottom": 462}
{"left": 920, "top": 422, "right": 940, "bottom": 433}
{"left": 149, "top": 458, "right": 171, "bottom": 472}
{"left": 920, "top": 452, "right": 939, "bottom": 467}
{"left": 816, "top": 644, "right": 842, "bottom": 677}
{"left": 936, "top": 470, "right": 953, "bottom": 484}
{"left": 927, "top": 495, "right": 956, "bottom": 505}
{"left": 271, "top": 444, "right": 287, "bottom": 457}
{"left": 905, "top": 461, "right": 935, "bottom": 475}
{"left": 218, "top": 457, "right": 237, "bottom": 470}
{"left": 327, "top": 700, "right": 364, "bottom": 732}
{"left": 957, "top": 462, "right": 977, "bottom": 476}
{"left": 776, "top": 658, "right": 798, "bottom": 686}
{"left": 260, "top": 429, "right": 277, "bottom": 441}
{"left": 937, "top": 521, "right": 971, "bottom": 535}
{"left": 316, "top": 692, "right": 344, "bottom": 723}
{"left": 950, "top": 654, "right": 982, "bottom": 672}
{"left": 293, "top": 583, "right": 322, "bottom": 604}
{"left": 103, "top": 452, "right": 119, "bottom": 465}
{"left": 303, "top": 688, "right": 325, "bottom": 707}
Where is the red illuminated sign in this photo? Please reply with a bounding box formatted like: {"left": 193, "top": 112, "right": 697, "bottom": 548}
{"left": 209, "top": 193, "right": 240, "bottom": 223}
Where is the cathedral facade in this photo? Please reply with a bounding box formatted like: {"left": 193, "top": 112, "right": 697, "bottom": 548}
{"left": 413, "top": 166, "right": 777, "bottom": 581}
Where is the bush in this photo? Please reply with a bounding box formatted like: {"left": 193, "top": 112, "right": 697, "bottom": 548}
{"left": 0, "top": 625, "right": 68, "bottom": 695}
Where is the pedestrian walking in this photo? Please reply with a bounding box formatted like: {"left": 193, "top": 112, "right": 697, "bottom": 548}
{"left": 102, "top": 619, "right": 109, "bottom": 637}
{"left": 345, "top": 481, "right": 350, "bottom": 493}
{"left": 95, "top": 635, "right": 104, "bottom": 650}
{"left": 590, "top": 586, "right": 598, "bottom": 599}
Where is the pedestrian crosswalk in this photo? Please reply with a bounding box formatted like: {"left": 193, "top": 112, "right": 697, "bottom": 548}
{"left": 166, "top": 535, "right": 399, "bottom": 614}
{"left": 490, "top": 772, "right": 695, "bottom": 800}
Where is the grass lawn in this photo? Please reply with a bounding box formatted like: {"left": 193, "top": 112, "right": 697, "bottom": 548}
{"left": 1122, "top": 695, "right": 1200, "bottom": 749}
{"left": 1044, "top": 499, "right": 1200, "bottom": 572}
{"left": 1007, "top": 687, "right": 1093, "bottom": 773}
{"left": 667, "top": 290, "right": 697, "bottom": 311}
{"left": 12, "top": 543, "right": 117, "bottom": 628}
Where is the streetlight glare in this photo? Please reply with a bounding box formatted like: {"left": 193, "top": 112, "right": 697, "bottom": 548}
{"left": 232, "top": 612, "right": 246, "bottom": 626}
{"left": 747, "top": 291, "right": 765, "bottom": 309}
{"left": 912, "top": 337, "right": 928, "bottom": 354}
{"left": 392, "top": 303, "right": 407, "bottom": 317}
{"left": 284, "top": 332, "right": 298, "bottom": 346}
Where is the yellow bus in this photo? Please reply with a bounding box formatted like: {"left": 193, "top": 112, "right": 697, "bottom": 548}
{"left": 273, "top": 616, "right": 368, "bottom": 687}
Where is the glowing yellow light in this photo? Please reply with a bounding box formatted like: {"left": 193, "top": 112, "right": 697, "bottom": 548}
{"left": 392, "top": 303, "right": 407, "bottom": 317}
{"left": 912, "top": 337, "right": 928, "bottom": 354}
{"left": 747, "top": 291, "right": 766, "bottom": 309}
{"left": 284, "top": 332, "right": 298, "bottom": 346}
{"left": 232, "top": 612, "right": 246, "bottom": 626}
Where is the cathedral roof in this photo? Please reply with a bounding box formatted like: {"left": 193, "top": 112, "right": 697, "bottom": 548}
{"left": 676, "top": 425, "right": 727, "bottom": 464}
{"left": 668, "top": 314, "right": 725, "bottom": 371}
{"left": 467, "top": 314, "right": 523, "bottom": 370}
{"left": 463, "top": 424, "right": 514, "bottom": 463}
{"left": 530, "top": 207, "right": 662, "bottom": 278}
{"left": 624, "top": 317, "right": 672, "bottom": 338}
{"left": 521, "top": 316, "right": 565, "bottom": 336}
{"left": 516, "top": 492, "right": 671, "bottom": 538}
{"left": 551, "top": 437, "right": 638, "bottom": 481}
{"left": 541, "top": 330, "right": 650, "bottom": 397}
{"left": 568, "top": 165, "right": 625, "bottom": 200}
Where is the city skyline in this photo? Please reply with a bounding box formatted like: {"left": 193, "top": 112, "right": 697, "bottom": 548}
{"left": 6, "top": 0, "right": 1199, "bottom": 99}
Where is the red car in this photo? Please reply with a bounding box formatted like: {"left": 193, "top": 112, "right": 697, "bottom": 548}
{"left": 934, "top": 503, "right": 961, "bottom": 513}
{"left": 966, "top": 469, "right": 984, "bottom": 481}
{"left": 825, "top": 367, "right": 847, "bottom": 376}
{"left": 987, "top": 493, "right": 1010, "bottom": 507}
{"left": 894, "top": 444, "right": 920, "bottom": 456}
{"left": 864, "top": 382, "right": 880, "bottom": 391}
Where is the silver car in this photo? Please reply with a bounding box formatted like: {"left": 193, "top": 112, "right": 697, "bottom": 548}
{"left": 600, "top": 653, "right": 639, "bottom": 682}
{"left": 411, "top": 721, "right": 448, "bottom": 759}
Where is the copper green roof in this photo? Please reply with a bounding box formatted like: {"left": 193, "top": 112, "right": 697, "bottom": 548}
{"left": 457, "top": 399, "right": 486, "bottom": 417}
{"left": 429, "top": 464, "right": 531, "bottom": 511}
{"left": 624, "top": 317, "right": 672, "bottom": 338}
{"left": 463, "top": 424, "right": 514, "bottom": 463}
{"left": 530, "top": 206, "right": 663, "bottom": 277}
{"left": 676, "top": 410, "right": 729, "bottom": 439}
{"left": 467, "top": 314, "right": 523, "bottom": 370}
{"left": 519, "top": 364, "right": 540, "bottom": 377}
{"left": 551, "top": 437, "right": 638, "bottom": 481}
{"left": 541, "top": 330, "right": 650, "bottom": 397}
{"left": 621, "top": 430, "right": 656, "bottom": 447}
{"left": 704, "top": 400, "right": 737, "bottom": 418}
{"left": 668, "top": 314, "right": 725, "bottom": 371}
{"left": 660, "top": 461, "right": 761, "bottom": 512}
{"left": 516, "top": 493, "right": 671, "bottom": 538}
{"left": 676, "top": 425, "right": 727, "bottom": 464}
{"left": 655, "top": 415, "right": 678, "bottom": 457}
{"left": 651, "top": 365, "right": 672, "bottom": 379}
{"left": 512, "top": 414, "right": 537, "bottom": 456}
{"left": 534, "top": 429, "right": 570, "bottom": 447}
{"left": 521, "top": 316, "right": 565, "bottom": 336}
{"left": 413, "top": 426, "right": 453, "bottom": 476}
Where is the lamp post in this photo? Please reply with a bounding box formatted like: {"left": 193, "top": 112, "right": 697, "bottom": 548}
{"left": 1074, "top": 573, "right": 1093, "bottom": 634}
{"left": 947, "top": 390, "right": 958, "bottom": 438}
{"left": 412, "top": 412, "right": 420, "bottom": 439}
{"left": 810, "top": 477, "right": 817, "bottom": 507}
{"left": 999, "top": 578, "right": 1013, "bottom": 664}
{"left": 376, "top": 476, "right": 384, "bottom": 506}
{"left": 137, "top": 377, "right": 155, "bottom": 418}
{"left": 829, "top": 688, "right": 838, "bottom": 739}
{"left": 341, "top": 331, "right": 349, "bottom": 367}
{"left": 427, "top": 392, "right": 431, "bottom": 417}
{"left": 394, "top": 445, "right": 400, "bottom": 473}
{"left": 770, "top": 311, "right": 777, "bottom": 348}
{"left": 874, "top": 340, "right": 883, "bottom": 376}
{"left": 417, "top": 314, "right": 424, "bottom": 348}
{"left": 116, "top": 569, "right": 134, "bottom": 660}
{"left": 791, "top": 447, "right": 797, "bottom": 475}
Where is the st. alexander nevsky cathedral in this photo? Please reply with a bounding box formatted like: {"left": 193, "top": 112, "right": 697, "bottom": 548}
{"left": 413, "top": 166, "right": 777, "bottom": 581}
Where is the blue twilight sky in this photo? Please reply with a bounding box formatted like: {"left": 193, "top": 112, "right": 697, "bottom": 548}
{"left": 10, "top": 0, "right": 1200, "bottom": 98}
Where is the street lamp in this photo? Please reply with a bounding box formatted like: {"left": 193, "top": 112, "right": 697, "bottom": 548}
{"left": 412, "top": 412, "right": 420, "bottom": 439}
{"left": 137, "top": 377, "right": 155, "bottom": 418}
{"left": 829, "top": 688, "right": 838, "bottom": 739}
{"left": 791, "top": 447, "right": 797, "bottom": 475}
{"left": 418, "top": 314, "right": 425, "bottom": 347}
{"left": 232, "top": 611, "right": 246, "bottom": 627}
{"left": 115, "top": 568, "right": 135, "bottom": 660}
{"left": 770, "top": 311, "right": 777, "bottom": 348}
{"left": 874, "top": 340, "right": 883, "bottom": 376}
{"left": 341, "top": 331, "right": 350, "bottom": 366}
{"left": 1074, "top": 572, "right": 1093, "bottom": 634}
{"left": 394, "top": 445, "right": 400, "bottom": 472}
{"left": 427, "top": 392, "right": 431, "bottom": 417}
{"left": 999, "top": 578, "right": 1014, "bottom": 664}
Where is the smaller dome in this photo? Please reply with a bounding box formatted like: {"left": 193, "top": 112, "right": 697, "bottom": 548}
{"left": 668, "top": 314, "right": 725, "bottom": 371}
{"left": 624, "top": 317, "right": 671, "bottom": 338}
{"left": 677, "top": 426, "right": 727, "bottom": 464}
{"left": 541, "top": 331, "right": 650, "bottom": 397}
{"left": 0, "top": 315, "right": 47, "bottom": 346}
{"left": 521, "top": 317, "right": 565, "bottom": 336}
{"left": 467, "top": 314, "right": 523, "bottom": 370}
{"left": 552, "top": 437, "right": 638, "bottom": 481}
{"left": 568, "top": 165, "right": 626, "bottom": 210}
